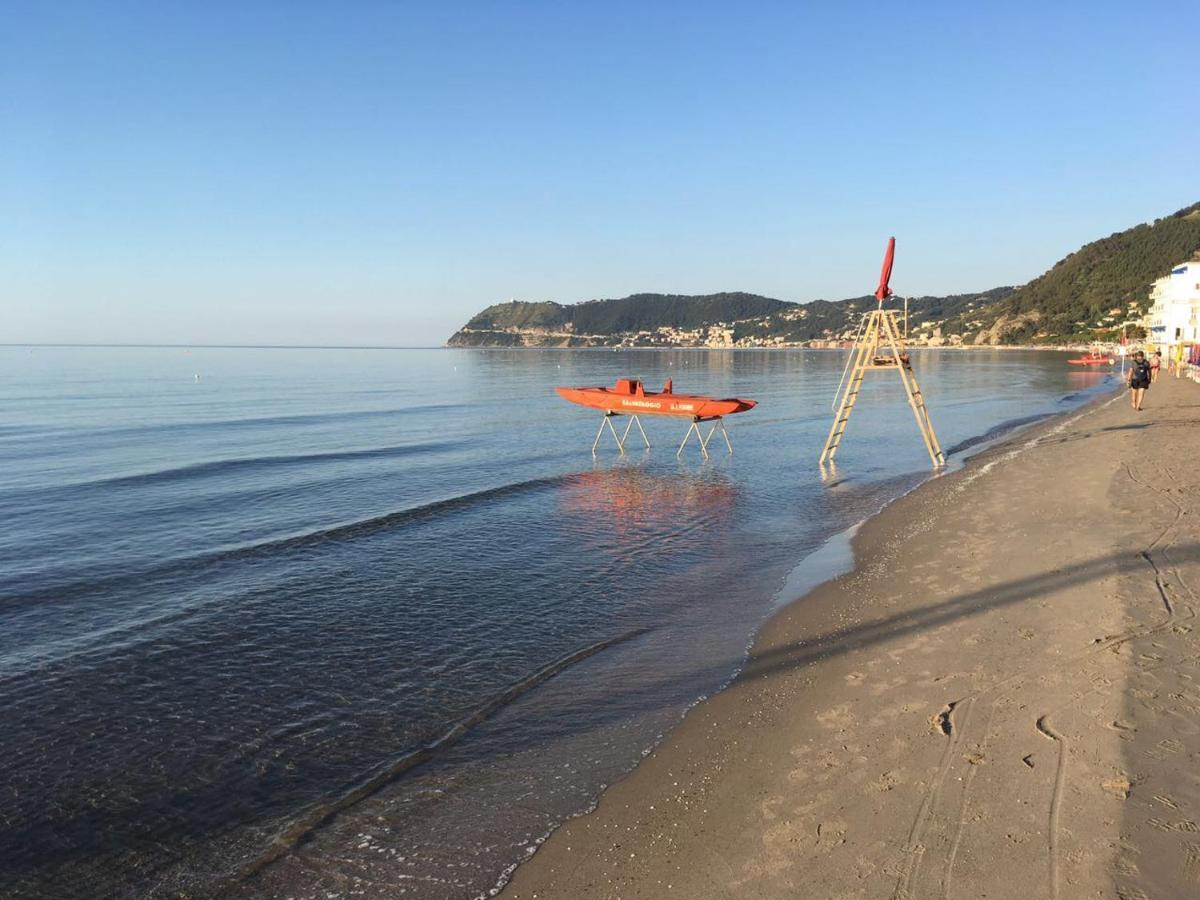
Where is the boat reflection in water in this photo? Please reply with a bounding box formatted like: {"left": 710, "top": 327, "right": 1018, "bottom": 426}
{"left": 559, "top": 466, "right": 739, "bottom": 544}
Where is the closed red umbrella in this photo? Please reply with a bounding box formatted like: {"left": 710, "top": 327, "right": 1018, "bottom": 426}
{"left": 875, "top": 236, "right": 895, "bottom": 302}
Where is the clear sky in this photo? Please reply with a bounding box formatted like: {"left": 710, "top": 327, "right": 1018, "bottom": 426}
{"left": 4, "top": 2, "right": 1197, "bottom": 346}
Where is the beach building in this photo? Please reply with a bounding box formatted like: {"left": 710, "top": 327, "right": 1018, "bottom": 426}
{"left": 1146, "top": 261, "right": 1200, "bottom": 355}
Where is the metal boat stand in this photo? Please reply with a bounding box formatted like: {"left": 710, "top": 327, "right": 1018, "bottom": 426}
{"left": 677, "top": 416, "right": 732, "bottom": 459}
{"left": 592, "top": 412, "right": 651, "bottom": 455}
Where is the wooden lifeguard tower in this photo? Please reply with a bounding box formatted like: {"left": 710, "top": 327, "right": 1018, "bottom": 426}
{"left": 818, "top": 238, "right": 945, "bottom": 468}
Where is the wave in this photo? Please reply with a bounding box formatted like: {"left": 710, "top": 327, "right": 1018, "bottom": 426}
{"left": 941, "top": 413, "right": 1053, "bottom": 457}
{"left": 1, "top": 474, "right": 576, "bottom": 609}
{"left": 1057, "top": 384, "right": 1110, "bottom": 403}
{"left": 1, "top": 404, "right": 468, "bottom": 448}
{"left": 220, "top": 626, "right": 652, "bottom": 887}
{"left": 205, "top": 473, "right": 574, "bottom": 563}
{"left": 121, "top": 403, "right": 469, "bottom": 435}
{"left": 7, "top": 441, "right": 460, "bottom": 499}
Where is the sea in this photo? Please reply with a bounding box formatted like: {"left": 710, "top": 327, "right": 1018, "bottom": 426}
{"left": 0, "top": 346, "right": 1117, "bottom": 899}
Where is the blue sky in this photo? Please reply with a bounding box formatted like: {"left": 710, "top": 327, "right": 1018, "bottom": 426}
{"left": 4, "top": 2, "right": 1197, "bottom": 346}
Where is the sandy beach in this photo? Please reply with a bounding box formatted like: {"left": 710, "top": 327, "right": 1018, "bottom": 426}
{"left": 505, "top": 373, "right": 1200, "bottom": 899}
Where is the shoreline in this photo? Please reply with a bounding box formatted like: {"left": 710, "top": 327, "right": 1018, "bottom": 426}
{"left": 445, "top": 344, "right": 1104, "bottom": 352}
{"left": 503, "top": 376, "right": 1200, "bottom": 898}
{"left": 470, "top": 389, "right": 1118, "bottom": 899}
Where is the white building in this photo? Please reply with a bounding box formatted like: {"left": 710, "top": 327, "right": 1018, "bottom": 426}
{"left": 1147, "top": 261, "right": 1200, "bottom": 352}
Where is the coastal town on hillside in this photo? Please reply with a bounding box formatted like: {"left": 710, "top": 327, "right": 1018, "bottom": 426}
{"left": 452, "top": 257, "right": 1200, "bottom": 355}
{"left": 592, "top": 296, "right": 1151, "bottom": 349}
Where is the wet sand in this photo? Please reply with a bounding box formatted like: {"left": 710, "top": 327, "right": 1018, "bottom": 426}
{"left": 505, "top": 374, "right": 1200, "bottom": 899}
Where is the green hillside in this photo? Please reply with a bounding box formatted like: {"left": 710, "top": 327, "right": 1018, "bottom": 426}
{"left": 460, "top": 292, "right": 790, "bottom": 335}
{"left": 463, "top": 301, "right": 567, "bottom": 331}
{"left": 730, "top": 288, "right": 1015, "bottom": 345}
{"left": 450, "top": 292, "right": 797, "bottom": 346}
{"left": 567, "top": 292, "right": 790, "bottom": 333}
{"left": 975, "top": 202, "right": 1200, "bottom": 344}
{"left": 447, "top": 287, "right": 1014, "bottom": 347}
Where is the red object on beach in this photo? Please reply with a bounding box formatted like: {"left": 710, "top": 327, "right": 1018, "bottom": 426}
{"left": 874, "top": 237, "right": 895, "bottom": 302}
{"left": 556, "top": 379, "right": 756, "bottom": 419}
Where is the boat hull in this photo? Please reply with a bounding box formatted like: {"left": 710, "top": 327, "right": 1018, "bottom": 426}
{"left": 556, "top": 386, "right": 755, "bottom": 419}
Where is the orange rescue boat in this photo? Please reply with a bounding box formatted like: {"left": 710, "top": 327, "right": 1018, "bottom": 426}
{"left": 556, "top": 378, "right": 756, "bottom": 418}
{"left": 556, "top": 378, "right": 757, "bottom": 458}
{"left": 1067, "top": 353, "right": 1113, "bottom": 366}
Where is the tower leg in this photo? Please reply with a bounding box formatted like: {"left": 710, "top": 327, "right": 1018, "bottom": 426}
{"left": 880, "top": 312, "right": 946, "bottom": 467}
{"left": 818, "top": 309, "right": 946, "bottom": 469}
{"left": 819, "top": 310, "right": 880, "bottom": 464}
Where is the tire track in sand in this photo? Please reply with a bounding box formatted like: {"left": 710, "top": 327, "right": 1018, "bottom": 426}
{"left": 1035, "top": 714, "right": 1067, "bottom": 900}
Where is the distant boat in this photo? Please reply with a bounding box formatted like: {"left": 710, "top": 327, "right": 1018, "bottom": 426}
{"left": 1067, "top": 352, "right": 1113, "bottom": 366}
{"left": 556, "top": 378, "right": 756, "bottom": 419}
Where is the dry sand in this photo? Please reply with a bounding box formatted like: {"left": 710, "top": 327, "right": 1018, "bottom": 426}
{"left": 504, "top": 374, "right": 1200, "bottom": 899}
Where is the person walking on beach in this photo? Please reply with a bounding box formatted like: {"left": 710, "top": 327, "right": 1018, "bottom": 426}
{"left": 1150, "top": 350, "right": 1162, "bottom": 383}
{"left": 1128, "top": 350, "right": 1151, "bottom": 410}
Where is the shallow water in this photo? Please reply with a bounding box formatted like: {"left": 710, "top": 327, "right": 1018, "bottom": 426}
{"left": 0, "top": 346, "right": 1116, "bottom": 898}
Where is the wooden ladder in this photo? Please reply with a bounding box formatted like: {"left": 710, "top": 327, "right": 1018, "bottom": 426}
{"left": 818, "top": 308, "right": 946, "bottom": 468}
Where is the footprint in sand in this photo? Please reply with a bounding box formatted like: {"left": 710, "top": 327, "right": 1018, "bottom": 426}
{"left": 868, "top": 770, "right": 902, "bottom": 792}
{"left": 1184, "top": 844, "right": 1200, "bottom": 882}
{"left": 1116, "top": 884, "right": 1151, "bottom": 900}
{"left": 1115, "top": 856, "right": 1139, "bottom": 877}
{"left": 1102, "top": 776, "right": 1132, "bottom": 799}
{"left": 816, "top": 704, "right": 855, "bottom": 729}
{"left": 1146, "top": 738, "right": 1184, "bottom": 760}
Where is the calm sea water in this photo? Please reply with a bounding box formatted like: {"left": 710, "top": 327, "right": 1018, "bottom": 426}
{"left": 0, "top": 346, "right": 1115, "bottom": 898}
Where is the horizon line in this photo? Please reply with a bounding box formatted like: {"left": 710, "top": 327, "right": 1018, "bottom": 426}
{"left": 0, "top": 342, "right": 447, "bottom": 350}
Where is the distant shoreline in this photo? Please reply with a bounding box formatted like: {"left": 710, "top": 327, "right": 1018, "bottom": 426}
{"left": 442, "top": 343, "right": 1088, "bottom": 352}
{"left": 0, "top": 343, "right": 444, "bottom": 350}
{"left": 5, "top": 343, "right": 1115, "bottom": 353}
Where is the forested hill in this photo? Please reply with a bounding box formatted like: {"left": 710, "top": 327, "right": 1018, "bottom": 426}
{"left": 961, "top": 202, "right": 1200, "bottom": 344}
{"left": 445, "top": 288, "right": 1014, "bottom": 348}
{"left": 446, "top": 201, "right": 1200, "bottom": 348}
{"left": 457, "top": 292, "right": 790, "bottom": 338}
